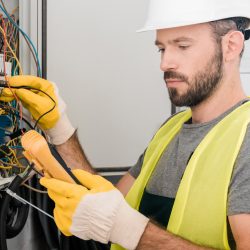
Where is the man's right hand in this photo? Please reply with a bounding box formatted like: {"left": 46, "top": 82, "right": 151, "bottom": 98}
{"left": 0, "top": 75, "right": 60, "bottom": 129}
{"left": 0, "top": 75, "right": 75, "bottom": 145}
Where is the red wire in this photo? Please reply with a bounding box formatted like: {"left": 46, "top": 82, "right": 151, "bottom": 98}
{"left": 1, "top": 16, "right": 24, "bottom": 130}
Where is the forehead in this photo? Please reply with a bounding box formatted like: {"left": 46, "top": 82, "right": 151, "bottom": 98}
{"left": 156, "top": 23, "right": 213, "bottom": 43}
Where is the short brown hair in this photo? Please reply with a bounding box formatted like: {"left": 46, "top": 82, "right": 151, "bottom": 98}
{"left": 209, "top": 17, "right": 250, "bottom": 57}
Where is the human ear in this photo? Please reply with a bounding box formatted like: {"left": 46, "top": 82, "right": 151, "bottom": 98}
{"left": 222, "top": 31, "right": 244, "bottom": 62}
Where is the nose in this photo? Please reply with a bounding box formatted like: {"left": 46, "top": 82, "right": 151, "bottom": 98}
{"left": 160, "top": 50, "right": 178, "bottom": 72}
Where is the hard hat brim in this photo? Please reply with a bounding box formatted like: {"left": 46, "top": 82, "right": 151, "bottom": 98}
{"left": 137, "top": 8, "right": 250, "bottom": 32}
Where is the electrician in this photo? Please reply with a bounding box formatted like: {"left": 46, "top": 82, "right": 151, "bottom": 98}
{"left": 1, "top": 0, "right": 250, "bottom": 249}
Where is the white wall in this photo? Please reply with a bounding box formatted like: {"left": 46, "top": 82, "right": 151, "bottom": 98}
{"left": 47, "top": 0, "right": 171, "bottom": 168}
{"left": 46, "top": 1, "right": 250, "bottom": 168}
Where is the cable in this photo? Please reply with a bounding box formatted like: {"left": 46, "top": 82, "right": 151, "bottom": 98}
{"left": 0, "top": 84, "right": 56, "bottom": 129}
{"left": 10, "top": 6, "right": 18, "bottom": 16}
{"left": 4, "top": 16, "right": 17, "bottom": 59}
{"left": 33, "top": 92, "right": 56, "bottom": 129}
{"left": 0, "top": 174, "right": 30, "bottom": 250}
{"left": 0, "top": 2, "right": 39, "bottom": 74}
{"left": 22, "top": 161, "right": 44, "bottom": 178}
{"left": 0, "top": 102, "right": 34, "bottom": 130}
{"left": 0, "top": 8, "right": 56, "bottom": 243}
{"left": 0, "top": 159, "right": 24, "bottom": 169}
{"left": 0, "top": 6, "right": 27, "bottom": 182}
{"left": 12, "top": 86, "right": 56, "bottom": 129}
{"left": 0, "top": 25, "right": 23, "bottom": 74}
{"left": 22, "top": 183, "right": 48, "bottom": 194}
{"left": 0, "top": 16, "right": 24, "bottom": 126}
{"left": 0, "top": 4, "right": 41, "bottom": 76}
{"left": 0, "top": 165, "right": 11, "bottom": 170}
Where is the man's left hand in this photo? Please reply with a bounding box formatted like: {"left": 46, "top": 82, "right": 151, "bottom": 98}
{"left": 40, "top": 169, "right": 149, "bottom": 250}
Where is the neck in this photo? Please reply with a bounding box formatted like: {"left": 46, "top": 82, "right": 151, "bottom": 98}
{"left": 190, "top": 75, "right": 247, "bottom": 124}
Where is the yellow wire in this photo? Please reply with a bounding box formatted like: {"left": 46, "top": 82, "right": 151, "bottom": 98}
{"left": 0, "top": 165, "right": 12, "bottom": 169}
{"left": 4, "top": 140, "right": 23, "bottom": 171}
{"left": 9, "top": 147, "right": 18, "bottom": 162}
{"left": 0, "top": 25, "right": 23, "bottom": 75}
{"left": 11, "top": 6, "right": 19, "bottom": 16}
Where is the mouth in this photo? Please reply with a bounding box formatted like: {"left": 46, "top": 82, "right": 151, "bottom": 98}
{"left": 165, "top": 79, "right": 185, "bottom": 87}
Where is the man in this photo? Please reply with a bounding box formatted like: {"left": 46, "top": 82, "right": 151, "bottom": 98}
{"left": 1, "top": 0, "right": 250, "bottom": 249}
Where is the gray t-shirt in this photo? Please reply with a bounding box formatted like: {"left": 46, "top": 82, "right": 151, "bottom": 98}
{"left": 129, "top": 99, "right": 250, "bottom": 216}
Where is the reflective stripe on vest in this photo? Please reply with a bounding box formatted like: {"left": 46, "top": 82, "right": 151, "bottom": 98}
{"left": 111, "top": 101, "right": 250, "bottom": 250}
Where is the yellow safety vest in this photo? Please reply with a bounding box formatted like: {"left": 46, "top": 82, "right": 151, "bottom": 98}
{"left": 112, "top": 101, "right": 250, "bottom": 250}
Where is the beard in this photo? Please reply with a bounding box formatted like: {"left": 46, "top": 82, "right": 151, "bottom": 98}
{"left": 164, "top": 44, "right": 223, "bottom": 107}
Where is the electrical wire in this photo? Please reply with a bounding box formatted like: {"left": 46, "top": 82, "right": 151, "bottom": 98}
{"left": 0, "top": 25, "right": 23, "bottom": 74}
{"left": 4, "top": 15, "right": 17, "bottom": 58}
{"left": 10, "top": 6, "right": 18, "bottom": 16}
{"left": 0, "top": 3, "right": 41, "bottom": 76}
{"left": 0, "top": 159, "right": 23, "bottom": 168}
{"left": 0, "top": 174, "right": 30, "bottom": 248}
{"left": 0, "top": 8, "right": 44, "bottom": 179}
{"left": 0, "top": 2, "right": 39, "bottom": 74}
{"left": 0, "top": 103, "right": 34, "bottom": 130}
{"left": 29, "top": 166, "right": 44, "bottom": 178}
{"left": 0, "top": 15, "right": 24, "bottom": 128}
{"left": 0, "top": 165, "right": 11, "bottom": 170}
{"left": 0, "top": 7, "right": 57, "bottom": 248}
{"left": 22, "top": 183, "right": 48, "bottom": 194}
{"left": 0, "top": 84, "right": 56, "bottom": 129}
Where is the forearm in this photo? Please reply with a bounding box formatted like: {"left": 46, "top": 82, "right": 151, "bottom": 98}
{"left": 136, "top": 222, "right": 216, "bottom": 250}
{"left": 56, "top": 130, "right": 96, "bottom": 173}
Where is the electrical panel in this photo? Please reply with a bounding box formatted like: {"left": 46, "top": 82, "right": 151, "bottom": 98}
{"left": 0, "top": 2, "right": 57, "bottom": 250}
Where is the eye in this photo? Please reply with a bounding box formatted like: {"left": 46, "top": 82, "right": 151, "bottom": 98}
{"left": 158, "top": 48, "right": 165, "bottom": 53}
{"left": 178, "top": 45, "right": 190, "bottom": 50}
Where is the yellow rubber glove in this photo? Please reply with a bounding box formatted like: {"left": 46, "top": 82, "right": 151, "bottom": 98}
{"left": 40, "top": 169, "right": 149, "bottom": 250}
{"left": 0, "top": 75, "right": 75, "bottom": 144}
{"left": 0, "top": 75, "right": 58, "bottom": 129}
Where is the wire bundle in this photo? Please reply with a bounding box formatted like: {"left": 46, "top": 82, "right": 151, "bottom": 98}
{"left": 0, "top": 14, "right": 22, "bottom": 75}
{"left": 0, "top": 3, "right": 59, "bottom": 250}
{"left": 0, "top": 0, "right": 41, "bottom": 76}
{"left": 0, "top": 1, "right": 45, "bottom": 188}
{"left": 0, "top": 3, "right": 24, "bottom": 184}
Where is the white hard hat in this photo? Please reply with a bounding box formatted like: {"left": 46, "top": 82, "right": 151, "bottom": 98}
{"left": 138, "top": 0, "right": 250, "bottom": 32}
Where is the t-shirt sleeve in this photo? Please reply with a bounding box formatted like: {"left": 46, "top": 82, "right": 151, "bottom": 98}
{"left": 227, "top": 124, "right": 250, "bottom": 215}
{"left": 128, "top": 153, "right": 145, "bottom": 179}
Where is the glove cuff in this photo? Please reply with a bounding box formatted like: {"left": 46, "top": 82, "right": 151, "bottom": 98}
{"left": 110, "top": 200, "right": 149, "bottom": 250}
{"left": 45, "top": 112, "right": 75, "bottom": 145}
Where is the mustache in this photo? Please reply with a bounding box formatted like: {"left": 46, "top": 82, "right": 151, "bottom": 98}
{"left": 164, "top": 71, "right": 189, "bottom": 83}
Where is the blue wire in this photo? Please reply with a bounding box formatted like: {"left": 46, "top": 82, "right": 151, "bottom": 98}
{"left": 0, "top": 4, "right": 42, "bottom": 77}
{"left": 9, "top": 146, "right": 23, "bottom": 149}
